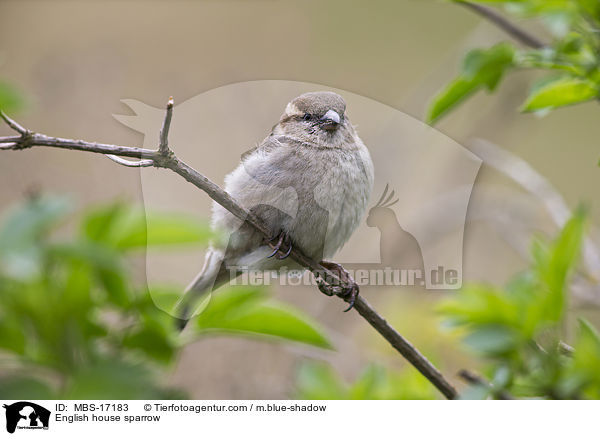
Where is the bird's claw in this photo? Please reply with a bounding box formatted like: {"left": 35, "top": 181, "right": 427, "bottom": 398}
{"left": 341, "top": 283, "right": 359, "bottom": 312}
{"left": 266, "top": 231, "right": 293, "bottom": 260}
{"left": 315, "top": 261, "right": 359, "bottom": 311}
{"left": 315, "top": 275, "right": 335, "bottom": 296}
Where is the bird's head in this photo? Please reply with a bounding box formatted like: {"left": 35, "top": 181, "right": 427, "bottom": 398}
{"left": 273, "top": 91, "right": 356, "bottom": 148}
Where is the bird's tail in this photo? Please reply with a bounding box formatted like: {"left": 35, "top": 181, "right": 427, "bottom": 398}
{"left": 174, "top": 248, "right": 231, "bottom": 330}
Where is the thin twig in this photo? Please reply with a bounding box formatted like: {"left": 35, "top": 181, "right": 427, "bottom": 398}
{"left": 0, "top": 104, "right": 458, "bottom": 400}
{"left": 105, "top": 154, "right": 154, "bottom": 167}
{"left": 0, "top": 117, "right": 156, "bottom": 159}
{"left": 537, "top": 340, "right": 576, "bottom": 358}
{"left": 458, "top": 369, "right": 514, "bottom": 400}
{"left": 159, "top": 97, "right": 174, "bottom": 154}
{"left": 559, "top": 341, "right": 575, "bottom": 357}
{"left": 0, "top": 136, "right": 21, "bottom": 143}
{"left": 459, "top": 1, "right": 547, "bottom": 49}
{"left": 0, "top": 111, "right": 29, "bottom": 135}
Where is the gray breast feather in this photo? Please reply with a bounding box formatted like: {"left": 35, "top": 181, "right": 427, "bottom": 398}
{"left": 211, "top": 135, "right": 374, "bottom": 267}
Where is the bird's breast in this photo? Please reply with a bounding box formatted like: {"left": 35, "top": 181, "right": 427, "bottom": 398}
{"left": 284, "top": 145, "right": 374, "bottom": 259}
{"left": 214, "top": 139, "right": 374, "bottom": 266}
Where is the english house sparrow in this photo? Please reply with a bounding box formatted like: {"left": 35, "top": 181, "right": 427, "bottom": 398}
{"left": 177, "top": 91, "right": 374, "bottom": 325}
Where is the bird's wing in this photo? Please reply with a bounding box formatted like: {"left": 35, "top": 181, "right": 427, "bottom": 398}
{"left": 240, "top": 133, "right": 292, "bottom": 163}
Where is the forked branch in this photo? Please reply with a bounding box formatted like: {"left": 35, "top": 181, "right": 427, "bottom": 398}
{"left": 0, "top": 101, "right": 457, "bottom": 400}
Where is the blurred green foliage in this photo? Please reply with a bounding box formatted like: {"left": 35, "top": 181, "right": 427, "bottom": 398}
{"left": 0, "top": 80, "right": 23, "bottom": 113}
{"left": 194, "top": 286, "right": 331, "bottom": 348}
{"left": 439, "top": 208, "right": 600, "bottom": 399}
{"left": 294, "top": 361, "right": 438, "bottom": 400}
{"left": 428, "top": 0, "right": 600, "bottom": 123}
{"left": 0, "top": 196, "right": 331, "bottom": 399}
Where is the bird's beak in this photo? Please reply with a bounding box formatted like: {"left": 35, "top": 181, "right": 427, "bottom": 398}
{"left": 320, "top": 110, "right": 341, "bottom": 131}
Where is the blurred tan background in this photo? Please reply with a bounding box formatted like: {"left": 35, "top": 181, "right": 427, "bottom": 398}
{"left": 1, "top": 0, "right": 599, "bottom": 399}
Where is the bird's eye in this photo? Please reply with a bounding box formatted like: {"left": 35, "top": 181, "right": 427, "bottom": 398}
{"left": 302, "top": 113, "right": 311, "bottom": 121}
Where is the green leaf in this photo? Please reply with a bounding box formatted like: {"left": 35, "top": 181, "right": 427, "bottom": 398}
{"left": 0, "top": 317, "right": 26, "bottom": 354}
{"left": 48, "top": 242, "right": 131, "bottom": 307}
{"left": 492, "top": 365, "right": 512, "bottom": 389}
{"left": 566, "top": 318, "right": 600, "bottom": 398}
{"left": 437, "top": 284, "right": 521, "bottom": 328}
{"left": 0, "top": 196, "right": 70, "bottom": 250}
{"left": 573, "top": 318, "right": 600, "bottom": 369}
{"left": 295, "top": 362, "right": 437, "bottom": 400}
{"left": 535, "top": 208, "right": 586, "bottom": 322}
{"left": 0, "top": 81, "right": 24, "bottom": 113}
{"left": 462, "top": 43, "right": 515, "bottom": 90}
{"left": 0, "top": 377, "right": 54, "bottom": 399}
{"left": 457, "top": 0, "right": 526, "bottom": 2}
{"left": 81, "top": 202, "right": 126, "bottom": 242}
{"left": 579, "top": 318, "right": 600, "bottom": 343}
{"left": 0, "top": 196, "right": 70, "bottom": 278}
{"left": 438, "top": 202, "right": 591, "bottom": 398}
{"left": 145, "top": 285, "right": 182, "bottom": 314}
{"left": 459, "top": 384, "right": 491, "bottom": 400}
{"left": 348, "top": 364, "right": 384, "bottom": 399}
{"left": 426, "top": 77, "right": 481, "bottom": 124}
{"left": 547, "top": 208, "right": 586, "bottom": 290}
{"left": 122, "top": 316, "right": 177, "bottom": 365}
{"left": 64, "top": 360, "right": 162, "bottom": 400}
{"left": 574, "top": 0, "right": 600, "bottom": 18}
{"left": 463, "top": 325, "right": 518, "bottom": 355}
{"left": 295, "top": 361, "right": 347, "bottom": 400}
{"left": 82, "top": 203, "right": 213, "bottom": 251}
{"left": 521, "top": 77, "right": 598, "bottom": 111}
{"left": 195, "top": 286, "right": 332, "bottom": 349}
{"left": 144, "top": 213, "right": 214, "bottom": 248}
{"left": 193, "top": 285, "right": 265, "bottom": 318}
{"left": 204, "top": 302, "right": 332, "bottom": 348}
{"left": 0, "top": 196, "right": 363, "bottom": 401}
{"left": 427, "top": 43, "right": 515, "bottom": 123}
{"left": 380, "top": 367, "right": 439, "bottom": 400}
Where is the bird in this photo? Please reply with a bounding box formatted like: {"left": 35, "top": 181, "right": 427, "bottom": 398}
{"left": 176, "top": 91, "right": 374, "bottom": 328}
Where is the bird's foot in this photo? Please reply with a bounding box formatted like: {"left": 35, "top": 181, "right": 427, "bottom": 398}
{"left": 315, "top": 261, "right": 359, "bottom": 312}
{"left": 265, "top": 231, "right": 293, "bottom": 260}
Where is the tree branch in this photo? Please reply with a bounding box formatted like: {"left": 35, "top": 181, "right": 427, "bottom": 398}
{"left": 459, "top": 1, "right": 547, "bottom": 49}
{"left": 159, "top": 96, "right": 174, "bottom": 154}
{"left": 105, "top": 154, "right": 154, "bottom": 167}
{"left": 458, "top": 369, "right": 514, "bottom": 400}
{"left": 0, "top": 102, "right": 458, "bottom": 400}
{"left": 0, "top": 111, "right": 29, "bottom": 135}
